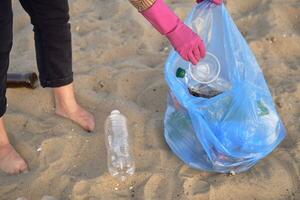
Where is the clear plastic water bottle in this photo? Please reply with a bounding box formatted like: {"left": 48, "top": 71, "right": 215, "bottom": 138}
{"left": 104, "top": 110, "right": 135, "bottom": 181}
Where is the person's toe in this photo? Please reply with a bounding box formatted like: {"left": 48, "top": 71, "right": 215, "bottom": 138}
{"left": 87, "top": 113, "right": 95, "bottom": 132}
{"left": 82, "top": 112, "right": 95, "bottom": 132}
{"left": 11, "top": 157, "right": 28, "bottom": 175}
{"left": 18, "top": 159, "right": 28, "bottom": 173}
{"left": 74, "top": 110, "right": 95, "bottom": 132}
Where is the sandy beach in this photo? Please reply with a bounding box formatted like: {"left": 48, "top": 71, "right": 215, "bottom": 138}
{"left": 0, "top": 0, "right": 299, "bottom": 199}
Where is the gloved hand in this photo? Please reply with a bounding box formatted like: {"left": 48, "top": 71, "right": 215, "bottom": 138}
{"left": 141, "top": 0, "right": 205, "bottom": 65}
{"left": 196, "top": 0, "right": 223, "bottom": 5}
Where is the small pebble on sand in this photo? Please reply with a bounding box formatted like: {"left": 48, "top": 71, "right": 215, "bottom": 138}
{"left": 16, "top": 197, "right": 28, "bottom": 200}
{"left": 270, "top": 37, "right": 276, "bottom": 43}
{"left": 41, "top": 196, "right": 58, "bottom": 200}
{"left": 229, "top": 171, "right": 236, "bottom": 176}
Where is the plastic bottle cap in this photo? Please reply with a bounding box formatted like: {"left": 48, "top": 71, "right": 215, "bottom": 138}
{"left": 111, "top": 110, "right": 120, "bottom": 115}
{"left": 176, "top": 67, "right": 186, "bottom": 78}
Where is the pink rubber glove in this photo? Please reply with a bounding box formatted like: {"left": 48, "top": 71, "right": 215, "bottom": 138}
{"left": 196, "top": 0, "right": 223, "bottom": 5}
{"left": 141, "top": 0, "right": 205, "bottom": 65}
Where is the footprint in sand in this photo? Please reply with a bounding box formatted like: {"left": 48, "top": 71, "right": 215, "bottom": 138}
{"left": 178, "top": 150, "right": 300, "bottom": 200}
{"left": 232, "top": 0, "right": 272, "bottom": 41}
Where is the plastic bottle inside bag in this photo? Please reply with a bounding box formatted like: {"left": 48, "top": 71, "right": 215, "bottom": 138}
{"left": 176, "top": 53, "right": 231, "bottom": 98}
{"left": 104, "top": 110, "right": 135, "bottom": 181}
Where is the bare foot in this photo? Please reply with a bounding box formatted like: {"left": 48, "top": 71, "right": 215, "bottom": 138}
{"left": 0, "top": 144, "right": 28, "bottom": 175}
{"left": 55, "top": 104, "right": 95, "bottom": 132}
{"left": 53, "top": 83, "right": 95, "bottom": 132}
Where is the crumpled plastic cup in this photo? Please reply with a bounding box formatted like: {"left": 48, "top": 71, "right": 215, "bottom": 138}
{"left": 188, "top": 52, "right": 220, "bottom": 84}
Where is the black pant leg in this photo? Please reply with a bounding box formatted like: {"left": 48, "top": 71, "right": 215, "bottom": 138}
{"left": 0, "top": 0, "right": 13, "bottom": 117}
{"left": 19, "top": 0, "right": 73, "bottom": 88}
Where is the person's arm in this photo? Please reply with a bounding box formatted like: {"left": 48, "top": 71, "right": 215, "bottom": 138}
{"left": 128, "top": 0, "right": 222, "bottom": 64}
{"left": 129, "top": 0, "right": 222, "bottom": 11}
{"left": 129, "top": 0, "right": 156, "bottom": 12}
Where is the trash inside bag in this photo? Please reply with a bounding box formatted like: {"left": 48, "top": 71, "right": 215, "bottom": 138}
{"left": 164, "top": 2, "right": 286, "bottom": 173}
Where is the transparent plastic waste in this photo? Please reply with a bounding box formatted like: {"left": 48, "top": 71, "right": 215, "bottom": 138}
{"left": 105, "top": 110, "right": 135, "bottom": 181}
{"left": 164, "top": 2, "right": 285, "bottom": 173}
{"left": 189, "top": 52, "right": 220, "bottom": 84}
{"left": 176, "top": 52, "right": 231, "bottom": 98}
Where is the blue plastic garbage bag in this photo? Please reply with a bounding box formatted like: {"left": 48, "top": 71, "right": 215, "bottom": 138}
{"left": 164, "top": 2, "right": 286, "bottom": 173}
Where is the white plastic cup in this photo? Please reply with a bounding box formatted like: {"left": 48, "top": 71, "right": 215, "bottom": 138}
{"left": 188, "top": 52, "right": 221, "bottom": 84}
